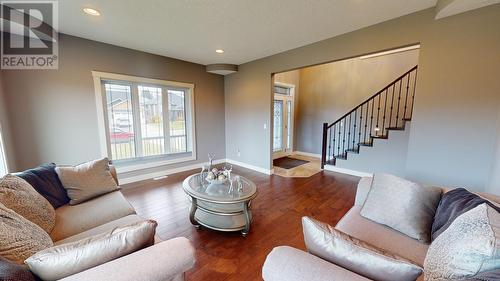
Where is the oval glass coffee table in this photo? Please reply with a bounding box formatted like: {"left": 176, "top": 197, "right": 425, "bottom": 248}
{"left": 182, "top": 173, "right": 257, "bottom": 236}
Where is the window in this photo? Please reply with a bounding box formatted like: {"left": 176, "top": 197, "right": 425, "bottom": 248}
{"left": 93, "top": 72, "right": 195, "bottom": 171}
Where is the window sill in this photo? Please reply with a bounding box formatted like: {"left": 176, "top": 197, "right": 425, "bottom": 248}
{"left": 115, "top": 155, "right": 196, "bottom": 173}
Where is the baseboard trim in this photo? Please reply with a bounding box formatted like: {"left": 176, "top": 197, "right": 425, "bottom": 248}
{"left": 293, "top": 151, "right": 321, "bottom": 158}
{"left": 324, "top": 165, "right": 373, "bottom": 178}
{"left": 119, "top": 159, "right": 226, "bottom": 186}
{"left": 226, "top": 159, "right": 273, "bottom": 175}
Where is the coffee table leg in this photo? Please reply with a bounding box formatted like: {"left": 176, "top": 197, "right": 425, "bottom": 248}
{"left": 241, "top": 201, "right": 251, "bottom": 237}
{"left": 189, "top": 197, "right": 200, "bottom": 228}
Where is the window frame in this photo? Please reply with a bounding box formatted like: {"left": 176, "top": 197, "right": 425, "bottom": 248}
{"left": 92, "top": 71, "right": 196, "bottom": 173}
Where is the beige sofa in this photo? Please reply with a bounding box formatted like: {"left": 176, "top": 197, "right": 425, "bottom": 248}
{"left": 262, "top": 177, "right": 500, "bottom": 281}
{"left": 45, "top": 167, "right": 195, "bottom": 281}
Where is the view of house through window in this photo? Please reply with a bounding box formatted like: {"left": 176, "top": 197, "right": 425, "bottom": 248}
{"left": 101, "top": 76, "right": 192, "bottom": 163}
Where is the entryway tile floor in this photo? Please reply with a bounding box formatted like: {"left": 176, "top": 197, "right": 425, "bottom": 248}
{"left": 273, "top": 154, "right": 321, "bottom": 178}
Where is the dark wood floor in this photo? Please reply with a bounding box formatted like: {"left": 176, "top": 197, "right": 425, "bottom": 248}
{"left": 122, "top": 165, "right": 359, "bottom": 281}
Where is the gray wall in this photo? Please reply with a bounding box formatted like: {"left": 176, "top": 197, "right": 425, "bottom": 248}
{"left": 292, "top": 50, "right": 418, "bottom": 155}
{"left": 2, "top": 34, "right": 225, "bottom": 176}
{"left": 225, "top": 5, "right": 500, "bottom": 192}
{"left": 0, "top": 73, "right": 15, "bottom": 171}
{"left": 337, "top": 122, "right": 412, "bottom": 177}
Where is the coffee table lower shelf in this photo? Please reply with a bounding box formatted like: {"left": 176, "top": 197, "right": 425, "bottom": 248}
{"left": 189, "top": 198, "right": 253, "bottom": 236}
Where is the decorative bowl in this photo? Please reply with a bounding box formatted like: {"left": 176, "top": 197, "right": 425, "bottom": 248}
{"left": 205, "top": 177, "right": 228, "bottom": 185}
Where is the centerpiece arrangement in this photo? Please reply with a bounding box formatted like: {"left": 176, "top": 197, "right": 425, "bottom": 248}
{"left": 201, "top": 153, "right": 232, "bottom": 185}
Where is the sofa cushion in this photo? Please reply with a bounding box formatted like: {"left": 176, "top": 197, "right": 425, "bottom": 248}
{"left": 431, "top": 188, "right": 500, "bottom": 241}
{"left": 360, "top": 174, "right": 441, "bottom": 243}
{"left": 0, "top": 174, "right": 56, "bottom": 233}
{"left": 424, "top": 203, "right": 500, "bottom": 280}
{"left": 16, "top": 163, "right": 70, "bottom": 208}
{"left": 50, "top": 191, "right": 136, "bottom": 241}
{"left": 26, "top": 220, "right": 157, "bottom": 280}
{"left": 303, "top": 217, "right": 423, "bottom": 281}
{"left": 0, "top": 202, "right": 53, "bottom": 264}
{"left": 55, "top": 158, "right": 119, "bottom": 205}
{"left": 336, "top": 206, "right": 429, "bottom": 266}
{"left": 54, "top": 215, "right": 145, "bottom": 245}
{"left": 0, "top": 256, "right": 39, "bottom": 281}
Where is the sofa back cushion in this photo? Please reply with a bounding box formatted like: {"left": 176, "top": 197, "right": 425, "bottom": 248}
{"left": 16, "top": 163, "right": 70, "bottom": 208}
{"left": 26, "top": 220, "right": 157, "bottom": 280}
{"left": 360, "top": 174, "right": 442, "bottom": 243}
{"left": 431, "top": 188, "right": 500, "bottom": 241}
{"left": 0, "top": 202, "right": 53, "bottom": 264}
{"left": 424, "top": 203, "right": 500, "bottom": 280}
{"left": 303, "top": 216, "right": 423, "bottom": 281}
{"left": 55, "top": 158, "right": 119, "bottom": 205}
{"left": 0, "top": 175, "right": 56, "bottom": 233}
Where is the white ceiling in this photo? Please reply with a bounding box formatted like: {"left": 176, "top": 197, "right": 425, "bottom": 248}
{"left": 58, "top": 0, "right": 438, "bottom": 66}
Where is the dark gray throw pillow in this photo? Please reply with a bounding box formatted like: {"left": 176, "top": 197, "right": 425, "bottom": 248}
{"left": 431, "top": 188, "right": 500, "bottom": 241}
{"left": 464, "top": 270, "right": 500, "bottom": 281}
{"left": 0, "top": 256, "right": 40, "bottom": 281}
{"left": 16, "top": 163, "right": 70, "bottom": 208}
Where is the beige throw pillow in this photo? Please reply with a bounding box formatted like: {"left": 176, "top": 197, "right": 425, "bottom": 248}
{"left": 302, "top": 217, "right": 423, "bottom": 281}
{"left": 0, "top": 174, "right": 55, "bottom": 233}
{"left": 0, "top": 202, "right": 53, "bottom": 264}
{"left": 55, "top": 158, "right": 119, "bottom": 205}
{"left": 424, "top": 203, "right": 500, "bottom": 280}
{"left": 360, "top": 174, "right": 442, "bottom": 243}
{"left": 25, "top": 220, "right": 157, "bottom": 280}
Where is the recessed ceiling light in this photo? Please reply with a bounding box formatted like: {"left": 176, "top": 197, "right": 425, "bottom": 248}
{"left": 215, "top": 49, "right": 224, "bottom": 54}
{"left": 83, "top": 8, "right": 101, "bottom": 16}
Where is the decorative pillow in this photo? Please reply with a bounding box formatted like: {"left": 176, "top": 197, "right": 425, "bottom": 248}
{"left": 431, "top": 188, "right": 500, "bottom": 241}
{"left": 464, "top": 270, "right": 500, "bottom": 281}
{"left": 424, "top": 204, "right": 500, "bottom": 280}
{"left": 25, "top": 220, "right": 157, "bottom": 280}
{"left": 0, "top": 174, "right": 56, "bottom": 233}
{"left": 0, "top": 256, "right": 39, "bottom": 281}
{"left": 0, "top": 202, "right": 53, "bottom": 264}
{"left": 17, "top": 163, "right": 70, "bottom": 208}
{"left": 302, "top": 216, "right": 423, "bottom": 281}
{"left": 55, "top": 158, "right": 119, "bottom": 205}
{"left": 360, "top": 174, "right": 442, "bottom": 243}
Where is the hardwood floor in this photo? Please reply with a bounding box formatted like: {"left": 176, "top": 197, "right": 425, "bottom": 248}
{"left": 122, "top": 165, "right": 360, "bottom": 281}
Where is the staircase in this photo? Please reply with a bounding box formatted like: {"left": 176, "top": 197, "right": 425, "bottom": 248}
{"left": 321, "top": 65, "right": 418, "bottom": 168}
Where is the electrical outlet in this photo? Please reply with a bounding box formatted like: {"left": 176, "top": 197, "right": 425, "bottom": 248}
{"left": 237, "top": 149, "right": 241, "bottom": 157}
{"left": 263, "top": 123, "right": 267, "bottom": 130}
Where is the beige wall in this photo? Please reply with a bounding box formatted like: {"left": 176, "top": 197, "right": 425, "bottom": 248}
{"left": 225, "top": 5, "right": 500, "bottom": 191}
{"left": 292, "top": 49, "right": 418, "bottom": 154}
{"left": 2, "top": 34, "right": 225, "bottom": 175}
{"left": 0, "top": 73, "right": 15, "bottom": 171}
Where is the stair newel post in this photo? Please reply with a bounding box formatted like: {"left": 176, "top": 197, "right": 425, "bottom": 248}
{"left": 332, "top": 124, "right": 336, "bottom": 164}
{"left": 370, "top": 99, "right": 374, "bottom": 138}
{"left": 321, "top": 122, "right": 328, "bottom": 169}
{"left": 359, "top": 105, "right": 363, "bottom": 147}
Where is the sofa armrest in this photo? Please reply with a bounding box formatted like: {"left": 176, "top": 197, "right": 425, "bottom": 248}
{"left": 354, "top": 177, "right": 373, "bottom": 206}
{"left": 60, "top": 237, "right": 195, "bottom": 281}
{"left": 262, "top": 246, "right": 370, "bottom": 281}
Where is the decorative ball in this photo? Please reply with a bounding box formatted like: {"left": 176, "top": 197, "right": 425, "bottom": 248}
{"left": 207, "top": 172, "right": 215, "bottom": 180}
{"left": 218, "top": 174, "right": 226, "bottom": 181}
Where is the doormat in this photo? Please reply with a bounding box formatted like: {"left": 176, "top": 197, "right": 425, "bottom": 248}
{"left": 273, "top": 157, "right": 309, "bottom": 169}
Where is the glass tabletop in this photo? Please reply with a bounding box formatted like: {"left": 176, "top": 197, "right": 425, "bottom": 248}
{"left": 182, "top": 173, "right": 257, "bottom": 203}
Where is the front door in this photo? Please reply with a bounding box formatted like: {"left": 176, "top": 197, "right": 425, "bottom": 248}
{"left": 273, "top": 84, "right": 294, "bottom": 159}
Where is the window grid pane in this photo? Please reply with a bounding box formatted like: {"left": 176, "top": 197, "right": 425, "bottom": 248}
{"left": 138, "top": 85, "right": 165, "bottom": 157}
{"left": 273, "top": 100, "right": 283, "bottom": 152}
{"left": 168, "top": 90, "right": 187, "bottom": 153}
{"left": 105, "top": 83, "right": 136, "bottom": 160}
